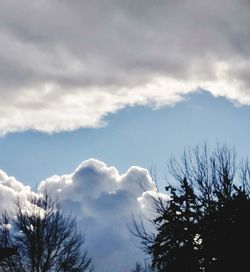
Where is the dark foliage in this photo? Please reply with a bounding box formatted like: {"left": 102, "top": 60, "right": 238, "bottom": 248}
{"left": 0, "top": 193, "right": 91, "bottom": 272}
{"left": 134, "top": 145, "right": 250, "bottom": 272}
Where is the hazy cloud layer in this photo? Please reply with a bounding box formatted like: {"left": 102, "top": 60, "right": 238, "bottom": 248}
{"left": 1, "top": 0, "right": 250, "bottom": 134}
{"left": 0, "top": 159, "right": 168, "bottom": 271}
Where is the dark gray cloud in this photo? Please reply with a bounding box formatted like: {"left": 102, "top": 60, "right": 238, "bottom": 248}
{"left": 0, "top": 0, "right": 250, "bottom": 134}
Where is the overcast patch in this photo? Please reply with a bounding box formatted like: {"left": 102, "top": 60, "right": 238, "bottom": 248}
{"left": 0, "top": 159, "right": 169, "bottom": 271}
{"left": 1, "top": 0, "right": 250, "bottom": 135}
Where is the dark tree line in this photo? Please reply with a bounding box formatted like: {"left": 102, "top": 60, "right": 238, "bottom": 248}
{"left": 134, "top": 145, "right": 250, "bottom": 272}
{"left": 0, "top": 193, "right": 91, "bottom": 272}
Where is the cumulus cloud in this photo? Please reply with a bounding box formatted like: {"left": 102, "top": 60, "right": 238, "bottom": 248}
{"left": 1, "top": 0, "right": 250, "bottom": 135}
{"left": 0, "top": 159, "right": 168, "bottom": 271}
{"left": 0, "top": 170, "right": 36, "bottom": 212}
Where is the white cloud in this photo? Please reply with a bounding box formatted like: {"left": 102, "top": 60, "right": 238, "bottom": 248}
{"left": 0, "top": 159, "right": 169, "bottom": 271}
{"left": 0, "top": 170, "right": 37, "bottom": 213}
{"left": 0, "top": 0, "right": 250, "bottom": 135}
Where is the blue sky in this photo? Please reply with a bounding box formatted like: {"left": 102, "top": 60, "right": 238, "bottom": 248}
{"left": 1, "top": 91, "right": 249, "bottom": 190}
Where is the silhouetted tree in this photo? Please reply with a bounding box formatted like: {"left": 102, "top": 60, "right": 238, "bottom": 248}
{"left": 0, "top": 193, "right": 91, "bottom": 272}
{"left": 0, "top": 212, "right": 22, "bottom": 271}
{"left": 152, "top": 178, "right": 202, "bottom": 272}
{"left": 199, "top": 186, "right": 250, "bottom": 271}
{"left": 131, "top": 261, "right": 155, "bottom": 272}
{"left": 133, "top": 144, "right": 250, "bottom": 272}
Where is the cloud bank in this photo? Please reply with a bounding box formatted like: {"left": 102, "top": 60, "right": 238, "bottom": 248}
{"left": 0, "top": 159, "right": 168, "bottom": 271}
{"left": 1, "top": 0, "right": 250, "bottom": 135}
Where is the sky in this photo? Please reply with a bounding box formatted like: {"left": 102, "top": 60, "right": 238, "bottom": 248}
{"left": 1, "top": 0, "right": 250, "bottom": 271}
{"left": 1, "top": 91, "right": 250, "bottom": 190}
